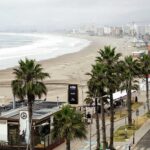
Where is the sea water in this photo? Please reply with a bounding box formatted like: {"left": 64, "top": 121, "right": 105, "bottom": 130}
{"left": 0, "top": 33, "right": 90, "bottom": 69}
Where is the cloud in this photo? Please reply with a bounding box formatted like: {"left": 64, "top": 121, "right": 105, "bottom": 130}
{"left": 0, "top": 0, "right": 149, "bottom": 31}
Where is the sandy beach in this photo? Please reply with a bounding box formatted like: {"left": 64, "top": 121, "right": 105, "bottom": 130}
{"left": 0, "top": 35, "right": 139, "bottom": 105}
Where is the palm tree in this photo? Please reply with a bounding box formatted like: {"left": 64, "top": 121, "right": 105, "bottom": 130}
{"left": 87, "top": 77, "right": 101, "bottom": 150}
{"left": 11, "top": 58, "right": 49, "bottom": 150}
{"left": 122, "top": 56, "right": 140, "bottom": 125}
{"left": 96, "top": 46, "right": 122, "bottom": 150}
{"left": 105, "top": 68, "right": 122, "bottom": 150}
{"left": 52, "top": 105, "right": 87, "bottom": 150}
{"left": 86, "top": 63, "right": 108, "bottom": 150}
{"left": 84, "top": 97, "right": 93, "bottom": 106}
{"left": 140, "top": 54, "right": 150, "bottom": 112}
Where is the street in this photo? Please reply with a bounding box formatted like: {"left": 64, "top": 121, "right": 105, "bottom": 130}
{"left": 134, "top": 129, "right": 150, "bottom": 150}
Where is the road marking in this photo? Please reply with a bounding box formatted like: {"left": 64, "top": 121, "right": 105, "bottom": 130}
{"left": 116, "top": 145, "right": 121, "bottom": 149}
{"left": 79, "top": 142, "right": 96, "bottom": 150}
{"left": 85, "top": 140, "right": 96, "bottom": 145}
{"left": 91, "top": 144, "right": 96, "bottom": 149}
{"left": 115, "top": 145, "right": 126, "bottom": 150}
{"left": 83, "top": 144, "right": 89, "bottom": 149}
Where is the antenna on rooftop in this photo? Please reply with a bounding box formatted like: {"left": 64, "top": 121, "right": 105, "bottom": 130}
{"left": 57, "top": 96, "right": 59, "bottom": 107}
{"left": 13, "top": 95, "right": 16, "bottom": 109}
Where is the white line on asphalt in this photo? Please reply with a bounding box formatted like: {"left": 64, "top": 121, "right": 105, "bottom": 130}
{"left": 83, "top": 144, "right": 89, "bottom": 149}
{"left": 116, "top": 145, "right": 121, "bottom": 149}
{"left": 91, "top": 144, "right": 96, "bottom": 149}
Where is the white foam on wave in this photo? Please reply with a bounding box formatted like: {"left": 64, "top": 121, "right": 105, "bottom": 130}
{"left": 0, "top": 33, "right": 90, "bottom": 69}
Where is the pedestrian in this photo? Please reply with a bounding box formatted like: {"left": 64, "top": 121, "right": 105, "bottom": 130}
{"left": 135, "top": 96, "right": 138, "bottom": 103}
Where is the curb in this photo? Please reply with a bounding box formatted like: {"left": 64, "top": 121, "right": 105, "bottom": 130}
{"left": 131, "top": 119, "right": 150, "bottom": 149}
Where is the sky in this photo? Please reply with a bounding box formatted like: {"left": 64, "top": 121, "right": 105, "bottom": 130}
{"left": 0, "top": 0, "right": 150, "bottom": 31}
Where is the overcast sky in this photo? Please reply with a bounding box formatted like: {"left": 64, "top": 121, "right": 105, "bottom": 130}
{"left": 0, "top": 0, "right": 150, "bottom": 31}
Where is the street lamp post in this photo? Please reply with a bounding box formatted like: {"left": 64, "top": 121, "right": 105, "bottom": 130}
{"left": 90, "top": 118, "right": 92, "bottom": 150}
{"left": 125, "top": 116, "right": 127, "bottom": 126}
{"left": 87, "top": 112, "right": 92, "bottom": 150}
{"left": 119, "top": 105, "right": 122, "bottom": 118}
{"left": 57, "top": 96, "right": 59, "bottom": 107}
{"left": 144, "top": 103, "right": 146, "bottom": 113}
{"left": 124, "top": 128, "right": 128, "bottom": 139}
{"left": 133, "top": 131, "right": 135, "bottom": 144}
{"left": 136, "top": 109, "right": 139, "bottom": 128}
{"left": 132, "top": 119, "right": 135, "bottom": 144}
{"left": 81, "top": 85, "right": 84, "bottom": 104}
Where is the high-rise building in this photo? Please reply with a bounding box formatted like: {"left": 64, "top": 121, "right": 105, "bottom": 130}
{"left": 103, "top": 26, "right": 112, "bottom": 35}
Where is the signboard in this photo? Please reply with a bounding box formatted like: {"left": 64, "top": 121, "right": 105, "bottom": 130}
{"left": 19, "top": 110, "right": 29, "bottom": 144}
{"left": 68, "top": 84, "right": 78, "bottom": 104}
{"left": 0, "top": 120, "right": 8, "bottom": 142}
{"left": 20, "top": 112, "right": 27, "bottom": 119}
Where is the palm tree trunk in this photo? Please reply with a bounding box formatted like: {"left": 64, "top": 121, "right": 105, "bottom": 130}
{"left": 127, "top": 80, "right": 132, "bottom": 126}
{"left": 27, "top": 95, "right": 34, "bottom": 150}
{"left": 146, "top": 76, "right": 150, "bottom": 112}
{"left": 66, "top": 138, "right": 71, "bottom": 150}
{"left": 109, "top": 91, "right": 114, "bottom": 150}
{"left": 95, "top": 98, "right": 100, "bottom": 150}
{"left": 101, "top": 96, "right": 107, "bottom": 150}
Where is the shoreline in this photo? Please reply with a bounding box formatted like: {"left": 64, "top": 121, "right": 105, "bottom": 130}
{"left": 0, "top": 35, "right": 139, "bottom": 105}
{"left": 0, "top": 33, "right": 90, "bottom": 70}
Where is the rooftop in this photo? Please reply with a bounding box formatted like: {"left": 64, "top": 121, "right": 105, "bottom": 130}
{"left": 0, "top": 100, "right": 65, "bottom": 121}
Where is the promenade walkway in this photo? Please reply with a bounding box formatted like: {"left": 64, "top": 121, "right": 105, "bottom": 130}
{"left": 54, "top": 103, "right": 149, "bottom": 150}
{"left": 54, "top": 92, "right": 150, "bottom": 150}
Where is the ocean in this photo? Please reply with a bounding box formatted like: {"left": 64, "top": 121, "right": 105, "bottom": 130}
{"left": 0, "top": 33, "right": 90, "bottom": 70}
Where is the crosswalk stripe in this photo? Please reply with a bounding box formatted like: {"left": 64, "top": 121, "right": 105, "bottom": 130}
{"left": 91, "top": 144, "right": 96, "bottom": 149}
{"left": 115, "top": 145, "right": 126, "bottom": 150}
{"left": 83, "top": 144, "right": 89, "bottom": 149}
{"left": 116, "top": 145, "right": 121, "bottom": 149}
